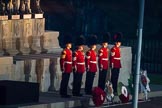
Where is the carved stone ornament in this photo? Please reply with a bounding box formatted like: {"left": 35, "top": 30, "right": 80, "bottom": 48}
{"left": 0, "top": 0, "right": 6, "bottom": 15}
{"left": 19, "top": 0, "right": 31, "bottom": 14}
{"left": 6, "top": 0, "right": 13, "bottom": 15}
{"left": 32, "top": 0, "right": 43, "bottom": 14}
{"left": 19, "top": 0, "right": 25, "bottom": 14}
{"left": 12, "top": 0, "right": 19, "bottom": 15}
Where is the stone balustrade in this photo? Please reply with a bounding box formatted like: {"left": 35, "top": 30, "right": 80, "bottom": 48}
{"left": 0, "top": 19, "right": 61, "bottom": 56}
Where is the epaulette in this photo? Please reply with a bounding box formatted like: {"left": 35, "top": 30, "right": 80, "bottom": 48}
{"left": 111, "top": 47, "right": 116, "bottom": 51}
{"left": 61, "top": 50, "right": 66, "bottom": 59}
{"left": 73, "top": 51, "right": 78, "bottom": 57}
{"left": 99, "top": 48, "right": 103, "bottom": 52}
{"left": 62, "top": 50, "right": 66, "bottom": 55}
{"left": 87, "top": 50, "right": 91, "bottom": 54}
{"left": 75, "top": 51, "right": 78, "bottom": 55}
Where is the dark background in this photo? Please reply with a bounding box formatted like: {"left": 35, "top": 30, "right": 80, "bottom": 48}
{"left": 40, "top": 0, "right": 162, "bottom": 74}
{"left": 40, "top": 0, "right": 162, "bottom": 38}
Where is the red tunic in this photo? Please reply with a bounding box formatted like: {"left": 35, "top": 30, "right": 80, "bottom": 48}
{"left": 60, "top": 48, "right": 72, "bottom": 73}
{"left": 73, "top": 50, "right": 85, "bottom": 73}
{"left": 85, "top": 50, "right": 97, "bottom": 72}
{"left": 110, "top": 46, "right": 121, "bottom": 68}
{"left": 98, "top": 47, "right": 109, "bottom": 70}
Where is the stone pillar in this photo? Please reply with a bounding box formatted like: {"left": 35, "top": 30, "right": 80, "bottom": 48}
{"left": 24, "top": 59, "right": 32, "bottom": 82}
{"left": 48, "top": 58, "right": 57, "bottom": 91}
{"left": 0, "top": 38, "right": 3, "bottom": 55}
{"left": 20, "top": 19, "right": 32, "bottom": 55}
{"left": 10, "top": 19, "right": 23, "bottom": 55}
{"left": 35, "top": 59, "right": 44, "bottom": 91}
{"left": 31, "top": 18, "right": 45, "bottom": 54}
{"left": 0, "top": 21, "right": 3, "bottom": 55}
{"left": 41, "top": 58, "right": 51, "bottom": 92}
{"left": 0, "top": 20, "right": 12, "bottom": 56}
{"left": 53, "top": 57, "right": 62, "bottom": 91}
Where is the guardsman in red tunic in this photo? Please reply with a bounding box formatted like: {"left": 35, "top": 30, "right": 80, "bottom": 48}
{"left": 72, "top": 36, "right": 86, "bottom": 97}
{"left": 110, "top": 32, "right": 122, "bottom": 94}
{"left": 60, "top": 35, "right": 72, "bottom": 98}
{"left": 85, "top": 35, "right": 98, "bottom": 95}
{"left": 98, "top": 33, "right": 110, "bottom": 90}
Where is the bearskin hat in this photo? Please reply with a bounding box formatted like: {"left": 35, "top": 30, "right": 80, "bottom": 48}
{"left": 113, "top": 32, "right": 123, "bottom": 42}
{"left": 63, "top": 34, "right": 73, "bottom": 45}
{"left": 88, "top": 35, "right": 97, "bottom": 46}
{"left": 76, "top": 35, "right": 86, "bottom": 46}
{"left": 102, "top": 32, "right": 111, "bottom": 43}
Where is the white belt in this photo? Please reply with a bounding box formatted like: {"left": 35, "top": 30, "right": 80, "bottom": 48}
{"left": 102, "top": 58, "right": 108, "bottom": 60}
{"left": 86, "top": 56, "right": 90, "bottom": 59}
{"left": 114, "top": 57, "right": 120, "bottom": 60}
{"left": 64, "top": 61, "right": 72, "bottom": 64}
{"left": 77, "top": 62, "right": 85, "bottom": 65}
{"left": 90, "top": 61, "right": 97, "bottom": 63}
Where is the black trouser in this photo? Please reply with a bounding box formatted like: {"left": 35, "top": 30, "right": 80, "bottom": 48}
{"left": 85, "top": 71, "right": 95, "bottom": 94}
{"left": 98, "top": 69, "right": 107, "bottom": 90}
{"left": 72, "top": 72, "right": 83, "bottom": 95}
{"left": 111, "top": 68, "right": 120, "bottom": 93}
{"left": 60, "top": 72, "right": 70, "bottom": 95}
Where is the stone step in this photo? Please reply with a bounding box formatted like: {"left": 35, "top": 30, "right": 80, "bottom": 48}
{"left": 1, "top": 90, "right": 162, "bottom": 108}
{"left": 13, "top": 52, "right": 61, "bottom": 60}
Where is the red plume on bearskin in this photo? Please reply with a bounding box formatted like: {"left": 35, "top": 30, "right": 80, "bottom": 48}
{"left": 113, "top": 32, "right": 123, "bottom": 42}
{"left": 92, "top": 87, "right": 106, "bottom": 107}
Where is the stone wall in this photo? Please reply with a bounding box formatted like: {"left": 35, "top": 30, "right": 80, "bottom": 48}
{"left": 0, "top": 57, "right": 13, "bottom": 80}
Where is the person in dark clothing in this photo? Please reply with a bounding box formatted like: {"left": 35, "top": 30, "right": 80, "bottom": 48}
{"left": 85, "top": 35, "right": 98, "bottom": 95}
{"left": 110, "top": 32, "right": 122, "bottom": 94}
{"left": 98, "top": 32, "right": 110, "bottom": 90}
{"left": 60, "top": 35, "right": 73, "bottom": 98}
{"left": 72, "top": 35, "right": 86, "bottom": 97}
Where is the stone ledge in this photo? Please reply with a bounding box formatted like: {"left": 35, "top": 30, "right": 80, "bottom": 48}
{"left": 0, "top": 16, "right": 8, "bottom": 20}
{"left": 21, "top": 14, "right": 32, "bottom": 19}
{"left": 10, "top": 15, "right": 20, "bottom": 20}
{"left": 32, "top": 14, "right": 44, "bottom": 18}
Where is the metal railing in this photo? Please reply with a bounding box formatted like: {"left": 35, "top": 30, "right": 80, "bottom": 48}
{"left": 122, "top": 37, "right": 162, "bottom": 74}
